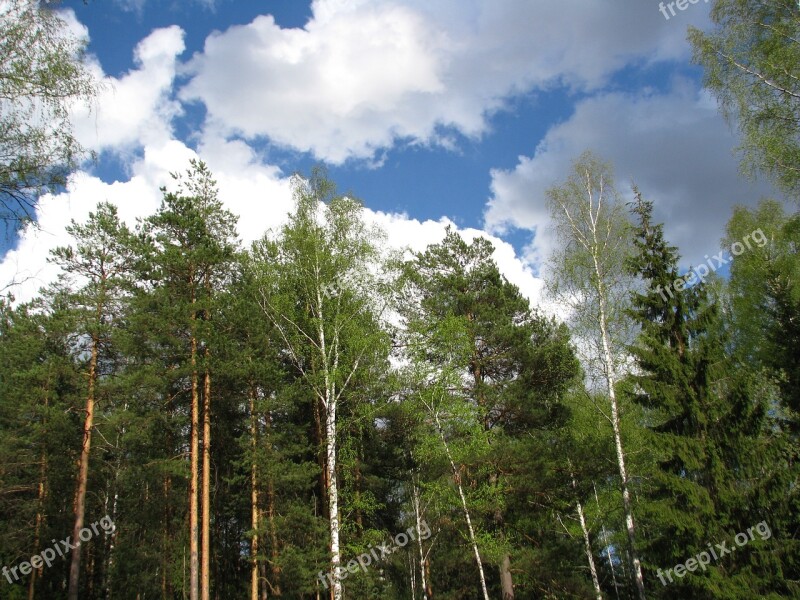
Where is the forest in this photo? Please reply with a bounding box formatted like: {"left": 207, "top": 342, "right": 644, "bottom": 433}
{"left": 0, "top": 1, "right": 799, "bottom": 599}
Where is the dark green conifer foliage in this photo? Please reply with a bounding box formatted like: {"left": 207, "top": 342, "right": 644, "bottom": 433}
{"left": 398, "top": 227, "right": 581, "bottom": 599}
{"left": 626, "top": 190, "right": 791, "bottom": 598}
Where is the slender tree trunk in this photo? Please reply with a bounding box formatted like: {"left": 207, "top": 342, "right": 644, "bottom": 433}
{"left": 249, "top": 387, "right": 259, "bottom": 600}
{"left": 201, "top": 362, "right": 211, "bottom": 600}
{"left": 412, "top": 477, "right": 429, "bottom": 600}
{"left": 325, "top": 397, "right": 342, "bottom": 600}
{"left": 190, "top": 303, "right": 200, "bottom": 600}
{"left": 259, "top": 558, "right": 269, "bottom": 600}
{"left": 67, "top": 333, "right": 99, "bottom": 600}
{"left": 424, "top": 557, "right": 433, "bottom": 600}
{"left": 432, "top": 412, "right": 489, "bottom": 600}
{"left": 582, "top": 202, "right": 644, "bottom": 600}
{"left": 409, "top": 552, "right": 417, "bottom": 600}
{"left": 572, "top": 471, "right": 601, "bottom": 600}
{"left": 596, "top": 288, "right": 645, "bottom": 600}
{"left": 500, "top": 555, "right": 514, "bottom": 600}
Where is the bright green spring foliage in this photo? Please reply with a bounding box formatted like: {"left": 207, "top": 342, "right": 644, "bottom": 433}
{"left": 0, "top": 0, "right": 100, "bottom": 225}
{"left": 689, "top": 0, "right": 800, "bottom": 195}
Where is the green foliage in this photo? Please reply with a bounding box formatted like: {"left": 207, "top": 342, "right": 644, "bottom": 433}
{"left": 689, "top": 0, "right": 800, "bottom": 194}
{"left": 1, "top": 161, "right": 795, "bottom": 599}
{"left": 398, "top": 226, "right": 582, "bottom": 598}
{"left": 625, "top": 191, "right": 797, "bottom": 598}
{"left": 0, "top": 0, "right": 100, "bottom": 225}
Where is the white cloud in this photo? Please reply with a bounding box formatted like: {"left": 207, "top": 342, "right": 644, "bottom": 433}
{"left": 1, "top": 142, "right": 542, "bottom": 315}
{"left": 484, "top": 81, "right": 780, "bottom": 272}
{"left": 180, "top": 0, "right": 710, "bottom": 164}
{"left": 71, "top": 26, "right": 186, "bottom": 154}
{"left": 2, "top": 1, "right": 723, "bottom": 319}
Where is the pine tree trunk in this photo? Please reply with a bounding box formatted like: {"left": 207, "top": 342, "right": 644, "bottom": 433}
{"left": 201, "top": 363, "right": 211, "bottom": 600}
{"left": 190, "top": 318, "right": 200, "bottom": 600}
{"left": 67, "top": 333, "right": 99, "bottom": 600}
{"left": 424, "top": 557, "right": 433, "bottom": 600}
{"left": 500, "top": 554, "right": 514, "bottom": 600}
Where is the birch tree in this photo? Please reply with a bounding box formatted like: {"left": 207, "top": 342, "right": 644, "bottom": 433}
{"left": 0, "top": 0, "right": 100, "bottom": 226}
{"left": 689, "top": 0, "right": 800, "bottom": 195}
{"left": 256, "top": 169, "right": 390, "bottom": 600}
{"left": 545, "top": 151, "right": 645, "bottom": 600}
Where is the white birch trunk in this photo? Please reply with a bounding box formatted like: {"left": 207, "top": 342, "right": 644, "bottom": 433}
{"left": 595, "top": 289, "right": 645, "bottom": 600}
{"left": 412, "top": 477, "right": 429, "bottom": 600}
{"left": 580, "top": 169, "right": 645, "bottom": 600}
{"left": 325, "top": 395, "right": 342, "bottom": 600}
{"left": 577, "top": 498, "right": 602, "bottom": 600}
{"left": 433, "top": 412, "right": 489, "bottom": 600}
{"left": 572, "top": 471, "right": 602, "bottom": 600}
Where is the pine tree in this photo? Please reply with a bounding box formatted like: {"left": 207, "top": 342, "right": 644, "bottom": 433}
{"left": 139, "top": 160, "right": 239, "bottom": 600}
{"left": 398, "top": 227, "right": 580, "bottom": 599}
{"left": 47, "top": 202, "right": 137, "bottom": 600}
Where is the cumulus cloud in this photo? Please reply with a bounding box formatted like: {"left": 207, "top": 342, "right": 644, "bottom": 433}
{"left": 180, "top": 0, "right": 710, "bottom": 164}
{"left": 484, "top": 81, "right": 780, "bottom": 272}
{"left": 3, "top": 1, "right": 729, "bottom": 316}
{"left": 1, "top": 144, "right": 542, "bottom": 312}
{"left": 71, "top": 25, "right": 186, "bottom": 153}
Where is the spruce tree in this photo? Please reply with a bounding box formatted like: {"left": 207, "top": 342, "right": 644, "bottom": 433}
{"left": 626, "top": 190, "right": 788, "bottom": 598}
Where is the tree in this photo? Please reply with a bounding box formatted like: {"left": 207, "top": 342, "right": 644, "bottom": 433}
{"left": 544, "top": 151, "right": 646, "bottom": 600}
{"left": 0, "top": 298, "right": 82, "bottom": 599}
{"left": 723, "top": 200, "right": 800, "bottom": 422}
{"left": 0, "top": 0, "right": 99, "bottom": 226}
{"left": 398, "top": 228, "right": 581, "bottom": 599}
{"left": 689, "top": 0, "right": 800, "bottom": 195}
{"left": 255, "top": 169, "right": 391, "bottom": 600}
{"left": 48, "top": 203, "right": 136, "bottom": 600}
{"left": 140, "top": 160, "right": 239, "bottom": 600}
{"left": 625, "top": 190, "right": 794, "bottom": 598}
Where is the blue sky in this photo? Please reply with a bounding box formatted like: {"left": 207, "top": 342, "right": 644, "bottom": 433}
{"left": 0, "top": 0, "right": 781, "bottom": 303}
